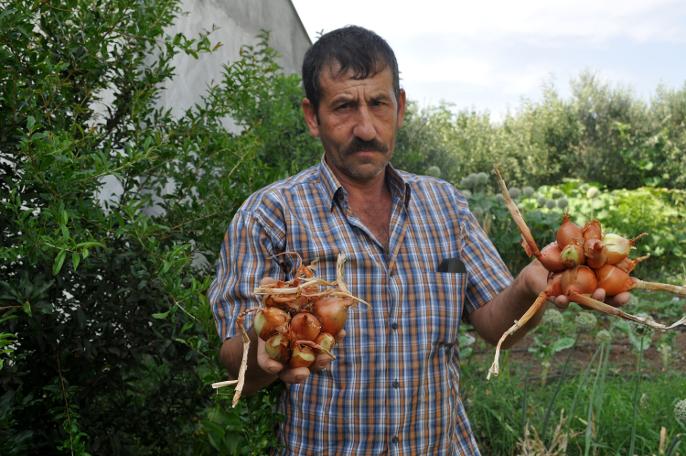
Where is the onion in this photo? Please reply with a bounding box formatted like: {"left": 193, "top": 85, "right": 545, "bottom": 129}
{"left": 556, "top": 214, "right": 583, "bottom": 248}
{"left": 603, "top": 232, "right": 647, "bottom": 265}
{"left": 560, "top": 242, "right": 585, "bottom": 268}
{"left": 264, "top": 333, "right": 290, "bottom": 363}
{"left": 312, "top": 296, "right": 353, "bottom": 335}
{"left": 615, "top": 255, "right": 649, "bottom": 273}
{"left": 582, "top": 220, "right": 602, "bottom": 241}
{"left": 560, "top": 265, "right": 597, "bottom": 296}
{"left": 289, "top": 344, "right": 316, "bottom": 368}
{"left": 546, "top": 273, "right": 563, "bottom": 297}
{"left": 253, "top": 307, "right": 290, "bottom": 340}
{"left": 315, "top": 332, "right": 336, "bottom": 353}
{"left": 289, "top": 312, "right": 321, "bottom": 341}
{"left": 584, "top": 238, "right": 607, "bottom": 269}
{"left": 538, "top": 242, "right": 566, "bottom": 272}
{"left": 596, "top": 264, "right": 634, "bottom": 297}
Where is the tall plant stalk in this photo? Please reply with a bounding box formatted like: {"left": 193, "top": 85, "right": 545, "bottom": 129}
{"left": 583, "top": 341, "right": 610, "bottom": 456}
{"left": 628, "top": 334, "right": 646, "bottom": 455}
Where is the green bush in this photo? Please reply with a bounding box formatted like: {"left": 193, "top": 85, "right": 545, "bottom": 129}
{"left": 394, "top": 73, "right": 686, "bottom": 190}
{"left": 462, "top": 176, "right": 686, "bottom": 282}
{"left": 1, "top": 0, "right": 317, "bottom": 453}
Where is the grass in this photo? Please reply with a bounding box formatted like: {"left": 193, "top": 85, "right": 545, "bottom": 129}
{"left": 463, "top": 362, "right": 685, "bottom": 455}
{"left": 460, "top": 304, "right": 686, "bottom": 456}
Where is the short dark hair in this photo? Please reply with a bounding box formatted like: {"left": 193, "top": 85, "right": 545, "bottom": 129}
{"left": 301, "top": 25, "right": 400, "bottom": 112}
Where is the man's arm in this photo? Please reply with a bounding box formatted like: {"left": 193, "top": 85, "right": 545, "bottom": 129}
{"left": 219, "top": 328, "right": 278, "bottom": 396}
{"left": 468, "top": 260, "right": 546, "bottom": 347}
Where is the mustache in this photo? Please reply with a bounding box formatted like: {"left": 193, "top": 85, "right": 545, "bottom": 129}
{"left": 343, "top": 138, "right": 388, "bottom": 156}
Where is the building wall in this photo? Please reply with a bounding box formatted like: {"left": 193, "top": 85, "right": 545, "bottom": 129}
{"left": 158, "top": 0, "right": 311, "bottom": 117}
{"left": 99, "top": 0, "right": 311, "bottom": 213}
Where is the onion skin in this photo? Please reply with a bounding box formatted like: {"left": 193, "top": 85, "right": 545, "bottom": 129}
{"left": 584, "top": 238, "right": 607, "bottom": 269}
{"left": 289, "top": 312, "right": 321, "bottom": 341}
{"left": 556, "top": 214, "right": 584, "bottom": 248}
{"left": 596, "top": 264, "right": 634, "bottom": 297}
{"left": 582, "top": 220, "right": 603, "bottom": 241}
{"left": 264, "top": 333, "right": 290, "bottom": 364}
{"left": 289, "top": 344, "right": 316, "bottom": 368}
{"left": 603, "top": 233, "right": 632, "bottom": 265}
{"left": 312, "top": 296, "right": 352, "bottom": 335}
{"left": 560, "top": 265, "right": 597, "bottom": 296}
{"left": 315, "top": 332, "right": 336, "bottom": 353}
{"left": 546, "top": 273, "right": 563, "bottom": 297}
{"left": 538, "top": 242, "right": 566, "bottom": 272}
{"left": 253, "top": 307, "right": 290, "bottom": 340}
{"left": 560, "top": 242, "right": 585, "bottom": 268}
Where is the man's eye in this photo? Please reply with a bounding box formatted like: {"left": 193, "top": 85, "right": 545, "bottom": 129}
{"left": 335, "top": 103, "right": 351, "bottom": 111}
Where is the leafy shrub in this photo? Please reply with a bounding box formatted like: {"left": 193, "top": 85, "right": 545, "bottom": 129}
{"left": 394, "top": 73, "right": 686, "bottom": 191}
{"left": 460, "top": 176, "right": 686, "bottom": 283}
{"left": 1, "top": 0, "right": 317, "bottom": 453}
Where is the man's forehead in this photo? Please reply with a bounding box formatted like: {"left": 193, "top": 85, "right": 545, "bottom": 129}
{"left": 322, "top": 60, "right": 388, "bottom": 84}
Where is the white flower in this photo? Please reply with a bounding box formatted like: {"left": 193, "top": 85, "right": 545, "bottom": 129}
{"left": 675, "top": 399, "right": 686, "bottom": 424}
{"left": 595, "top": 329, "right": 612, "bottom": 344}
{"left": 543, "top": 309, "right": 564, "bottom": 327}
{"left": 575, "top": 312, "right": 597, "bottom": 332}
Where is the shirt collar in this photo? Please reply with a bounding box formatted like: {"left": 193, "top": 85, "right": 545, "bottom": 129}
{"left": 317, "top": 156, "right": 412, "bottom": 211}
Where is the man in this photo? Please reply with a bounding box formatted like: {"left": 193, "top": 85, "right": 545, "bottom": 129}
{"left": 209, "top": 25, "right": 628, "bottom": 455}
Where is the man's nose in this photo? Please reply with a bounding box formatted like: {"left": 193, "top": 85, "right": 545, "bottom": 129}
{"left": 352, "top": 106, "right": 375, "bottom": 141}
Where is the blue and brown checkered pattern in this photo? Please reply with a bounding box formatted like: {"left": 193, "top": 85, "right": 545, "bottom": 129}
{"left": 209, "top": 158, "right": 513, "bottom": 455}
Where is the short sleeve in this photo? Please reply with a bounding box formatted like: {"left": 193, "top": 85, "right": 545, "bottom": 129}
{"left": 207, "top": 209, "right": 284, "bottom": 340}
{"left": 455, "top": 193, "right": 514, "bottom": 316}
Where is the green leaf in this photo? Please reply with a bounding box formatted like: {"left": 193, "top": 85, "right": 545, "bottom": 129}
{"left": 152, "top": 310, "right": 170, "bottom": 320}
{"left": 26, "top": 115, "right": 35, "bottom": 130}
{"left": 76, "top": 241, "right": 105, "bottom": 250}
{"left": 72, "top": 252, "right": 81, "bottom": 271}
{"left": 22, "top": 301, "right": 32, "bottom": 317}
{"left": 551, "top": 337, "right": 575, "bottom": 353}
{"left": 53, "top": 250, "right": 67, "bottom": 275}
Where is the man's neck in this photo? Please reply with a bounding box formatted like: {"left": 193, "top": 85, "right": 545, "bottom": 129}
{"left": 330, "top": 165, "right": 393, "bottom": 248}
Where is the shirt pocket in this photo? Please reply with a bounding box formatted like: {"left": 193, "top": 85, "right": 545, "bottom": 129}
{"left": 411, "top": 271, "right": 467, "bottom": 346}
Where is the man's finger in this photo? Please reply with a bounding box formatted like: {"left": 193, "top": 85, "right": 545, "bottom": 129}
{"left": 591, "top": 288, "right": 607, "bottom": 302}
{"left": 553, "top": 295, "right": 570, "bottom": 310}
{"left": 257, "top": 337, "right": 284, "bottom": 375}
{"left": 607, "top": 291, "right": 631, "bottom": 308}
{"left": 313, "top": 353, "right": 334, "bottom": 371}
{"left": 279, "top": 366, "right": 311, "bottom": 384}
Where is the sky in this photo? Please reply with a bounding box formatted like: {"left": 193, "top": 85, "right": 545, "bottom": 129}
{"left": 291, "top": 0, "right": 686, "bottom": 120}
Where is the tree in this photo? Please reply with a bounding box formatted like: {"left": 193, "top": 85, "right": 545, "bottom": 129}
{"left": 0, "top": 1, "right": 317, "bottom": 453}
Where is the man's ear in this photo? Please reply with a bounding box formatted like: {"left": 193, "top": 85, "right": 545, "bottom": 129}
{"left": 301, "top": 98, "right": 320, "bottom": 138}
{"left": 397, "top": 88, "right": 407, "bottom": 128}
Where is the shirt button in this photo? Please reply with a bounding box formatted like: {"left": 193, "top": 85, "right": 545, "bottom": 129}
{"left": 391, "top": 436, "right": 399, "bottom": 444}
{"left": 392, "top": 380, "right": 399, "bottom": 388}
{"left": 391, "top": 322, "right": 398, "bottom": 330}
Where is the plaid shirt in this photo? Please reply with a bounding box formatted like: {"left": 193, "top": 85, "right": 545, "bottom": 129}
{"left": 209, "top": 159, "right": 513, "bottom": 455}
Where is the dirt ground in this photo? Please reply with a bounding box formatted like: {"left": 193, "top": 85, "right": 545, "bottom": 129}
{"left": 471, "top": 330, "right": 686, "bottom": 378}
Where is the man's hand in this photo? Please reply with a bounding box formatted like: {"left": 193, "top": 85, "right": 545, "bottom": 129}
{"left": 521, "top": 259, "right": 633, "bottom": 309}
{"left": 553, "top": 289, "right": 631, "bottom": 309}
{"left": 257, "top": 330, "right": 345, "bottom": 384}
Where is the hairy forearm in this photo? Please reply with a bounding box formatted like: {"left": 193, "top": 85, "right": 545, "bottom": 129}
{"left": 470, "top": 262, "right": 547, "bottom": 347}
{"left": 219, "top": 327, "right": 278, "bottom": 396}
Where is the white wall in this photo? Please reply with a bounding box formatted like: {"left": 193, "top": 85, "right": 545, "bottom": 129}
{"left": 158, "top": 0, "right": 311, "bottom": 117}
{"left": 99, "top": 0, "right": 311, "bottom": 211}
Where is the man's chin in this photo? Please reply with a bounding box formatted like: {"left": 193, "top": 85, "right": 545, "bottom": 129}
{"left": 345, "top": 162, "right": 387, "bottom": 182}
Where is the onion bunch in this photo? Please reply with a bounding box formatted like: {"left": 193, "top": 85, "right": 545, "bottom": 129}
{"left": 488, "top": 168, "right": 686, "bottom": 379}
{"left": 254, "top": 268, "right": 361, "bottom": 368}
{"left": 213, "top": 253, "right": 368, "bottom": 406}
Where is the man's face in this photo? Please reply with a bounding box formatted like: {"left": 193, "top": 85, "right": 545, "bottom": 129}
{"left": 302, "top": 64, "right": 406, "bottom": 184}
